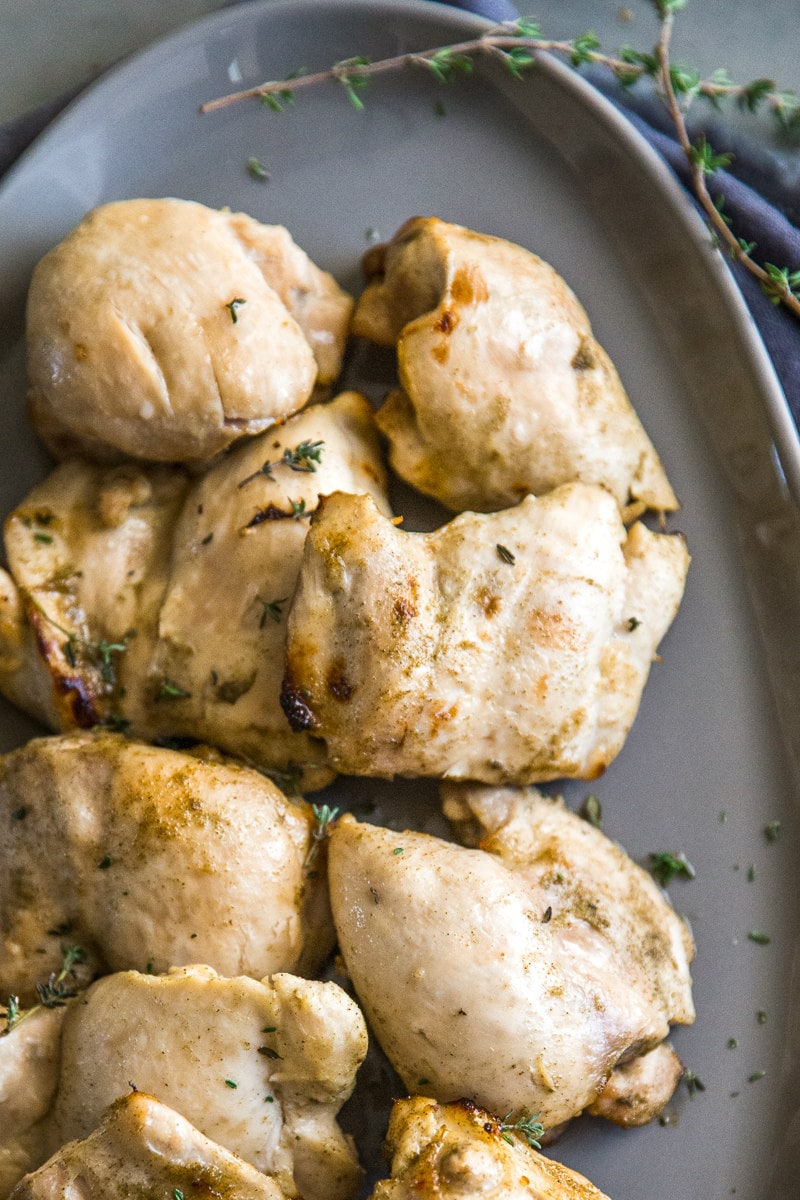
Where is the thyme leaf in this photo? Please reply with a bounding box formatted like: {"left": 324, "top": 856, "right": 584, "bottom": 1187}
{"left": 258, "top": 597, "right": 289, "bottom": 628}
{"left": 225, "top": 297, "right": 246, "bottom": 323}
{"left": 650, "top": 850, "right": 695, "bottom": 886}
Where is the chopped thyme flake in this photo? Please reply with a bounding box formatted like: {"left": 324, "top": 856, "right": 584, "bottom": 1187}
{"left": 748, "top": 1070, "right": 766, "bottom": 1083}
{"left": 650, "top": 850, "right": 695, "bottom": 886}
{"left": 746, "top": 864, "right": 756, "bottom": 882}
{"left": 684, "top": 1071, "right": 705, "bottom": 1099}
{"left": 496, "top": 543, "right": 515, "bottom": 565}
{"left": 33, "top": 532, "right": 53, "bottom": 544}
{"left": 2, "top": 994, "right": 21, "bottom": 1032}
{"left": 201, "top": 533, "right": 213, "bottom": 545}
{"left": 719, "top": 810, "right": 728, "bottom": 823}
{"left": 542, "top": 905, "right": 552, "bottom": 923}
{"left": 225, "top": 297, "right": 246, "bottom": 323}
{"left": 98, "top": 855, "right": 113, "bottom": 869}
{"left": 763, "top": 820, "right": 782, "bottom": 843}
{"left": 258, "top": 597, "right": 289, "bottom": 628}
{"left": 727, "top": 1038, "right": 738, "bottom": 1049}
{"left": 262, "top": 1026, "right": 277, "bottom": 1033}
{"left": 757, "top": 1010, "right": 767, "bottom": 1024}
{"left": 157, "top": 679, "right": 192, "bottom": 701}
{"left": 247, "top": 156, "right": 271, "bottom": 180}
{"left": 627, "top": 616, "right": 641, "bottom": 631}
{"left": 12, "top": 806, "right": 27, "bottom": 820}
{"left": 224, "top": 1079, "right": 238, "bottom": 1089}
{"left": 258, "top": 1045, "right": 281, "bottom": 1059}
{"left": 392, "top": 847, "right": 404, "bottom": 855}
{"left": 747, "top": 931, "right": 771, "bottom": 945}
{"left": 174, "top": 1190, "right": 185, "bottom": 1200}
{"left": 265, "top": 1095, "right": 274, "bottom": 1102}
{"left": 580, "top": 793, "right": 602, "bottom": 828}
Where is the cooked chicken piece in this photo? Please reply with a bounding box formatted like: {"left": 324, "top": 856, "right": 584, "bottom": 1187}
{"left": 0, "top": 733, "right": 333, "bottom": 1003}
{"left": 352, "top": 216, "right": 676, "bottom": 514}
{"left": 370, "top": 1096, "right": 612, "bottom": 1200}
{"left": 0, "top": 463, "right": 189, "bottom": 734}
{"left": 0, "top": 1008, "right": 64, "bottom": 1199}
{"left": 0, "top": 393, "right": 389, "bottom": 790}
{"left": 328, "top": 796, "right": 694, "bottom": 1130}
{"left": 282, "top": 484, "right": 688, "bottom": 783}
{"left": 1, "top": 965, "right": 367, "bottom": 1200}
{"left": 584, "top": 1043, "right": 684, "bottom": 1127}
{"left": 11, "top": 1093, "right": 284, "bottom": 1200}
{"left": 26, "top": 198, "right": 353, "bottom": 463}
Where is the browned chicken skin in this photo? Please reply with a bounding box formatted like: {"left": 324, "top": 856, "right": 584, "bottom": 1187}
{"left": 370, "top": 1096, "right": 613, "bottom": 1200}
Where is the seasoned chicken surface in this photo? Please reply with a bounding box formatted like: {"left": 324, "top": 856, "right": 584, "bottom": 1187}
{"left": 11, "top": 1093, "right": 285, "bottom": 1200}
{"left": 26, "top": 199, "right": 353, "bottom": 463}
{"left": 352, "top": 217, "right": 677, "bottom": 514}
{"left": 282, "top": 485, "right": 688, "bottom": 783}
{"left": 0, "top": 1009, "right": 64, "bottom": 1199}
{"left": 0, "top": 393, "right": 390, "bottom": 790}
{"left": 1, "top": 966, "right": 367, "bottom": 1200}
{"left": 328, "top": 799, "right": 694, "bottom": 1129}
{"left": 0, "top": 733, "right": 333, "bottom": 1002}
{"left": 370, "top": 1097, "right": 612, "bottom": 1200}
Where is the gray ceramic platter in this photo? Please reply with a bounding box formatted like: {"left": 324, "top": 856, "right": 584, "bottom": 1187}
{"left": 2, "top": 2, "right": 800, "bottom": 1197}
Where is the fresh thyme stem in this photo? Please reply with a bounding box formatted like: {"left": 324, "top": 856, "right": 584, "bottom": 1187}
{"left": 199, "top": 7, "right": 800, "bottom": 321}
{"left": 655, "top": 11, "right": 800, "bottom": 318}
{"left": 200, "top": 24, "right": 794, "bottom": 116}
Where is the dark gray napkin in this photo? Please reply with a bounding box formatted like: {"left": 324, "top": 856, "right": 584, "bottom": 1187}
{"left": 2, "top": 0, "right": 798, "bottom": 431}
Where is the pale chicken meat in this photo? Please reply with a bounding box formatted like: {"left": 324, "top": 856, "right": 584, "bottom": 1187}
{"left": 1, "top": 966, "right": 368, "bottom": 1200}
{"left": 0, "top": 393, "right": 390, "bottom": 789}
{"left": 11, "top": 1094, "right": 285, "bottom": 1200}
{"left": 282, "top": 484, "right": 688, "bottom": 783}
{"left": 0, "top": 1009, "right": 64, "bottom": 1199}
{"left": 26, "top": 199, "right": 353, "bottom": 463}
{"left": 328, "top": 796, "right": 694, "bottom": 1130}
{"left": 352, "top": 217, "right": 677, "bottom": 514}
{"left": 0, "top": 733, "right": 333, "bottom": 1003}
{"left": 370, "top": 1097, "right": 612, "bottom": 1200}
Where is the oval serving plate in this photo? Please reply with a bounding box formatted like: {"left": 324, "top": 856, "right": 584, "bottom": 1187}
{"left": 1, "top": 3, "right": 800, "bottom": 1198}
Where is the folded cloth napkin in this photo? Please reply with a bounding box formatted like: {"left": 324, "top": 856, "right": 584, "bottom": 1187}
{"left": 2, "top": 0, "right": 798, "bottom": 431}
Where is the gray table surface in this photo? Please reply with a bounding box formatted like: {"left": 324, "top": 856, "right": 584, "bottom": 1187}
{"left": 1, "top": 0, "right": 799, "bottom": 163}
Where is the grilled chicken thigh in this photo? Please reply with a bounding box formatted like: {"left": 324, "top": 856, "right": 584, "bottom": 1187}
{"left": 352, "top": 217, "right": 676, "bottom": 514}
{"left": 0, "top": 733, "right": 333, "bottom": 1003}
{"left": 1, "top": 966, "right": 367, "bottom": 1200}
{"left": 0, "top": 392, "right": 389, "bottom": 789}
{"left": 26, "top": 199, "right": 353, "bottom": 463}
{"left": 370, "top": 1097, "right": 612, "bottom": 1200}
{"left": 282, "top": 484, "right": 688, "bottom": 783}
{"left": 11, "top": 1094, "right": 285, "bottom": 1200}
{"left": 328, "top": 797, "right": 693, "bottom": 1130}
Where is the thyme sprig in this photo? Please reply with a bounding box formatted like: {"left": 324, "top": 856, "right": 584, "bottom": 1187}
{"left": 496, "top": 1110, "right": 545, "bottom": 1149}
{"left": 304, "top": 803, "right": 340, "bottom": 868}
{"left": 2, "top": 945, "right": 87, "bottom": 1036}
{"left": 238, "top": 440, "right": 325, "bottom": 489}
{"left": 24, "top": 592, "right": 130, "bottom": 688}
{"left": 200, "top": 6, "right": 800, "bottom": 320}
